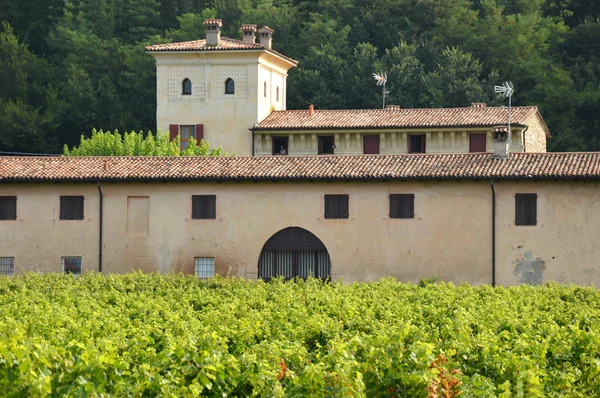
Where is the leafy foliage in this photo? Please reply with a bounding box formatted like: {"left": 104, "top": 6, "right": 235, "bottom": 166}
{"left": 0, "top": 273, "right": 599, "bottom": 396}
{"left": 0, "top": 0, "right": 599, "bottom": 153}
{"left": 63, "top": 129, "right": 227, "bottom": 156}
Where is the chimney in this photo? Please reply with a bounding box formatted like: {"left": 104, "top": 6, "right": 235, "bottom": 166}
{"left": 258, "top": 26, "right": 274, "bottom": 49}
{"left": 308, "top": 104, "right": 315, "bottom": 116}
{"left": 493, "top": 126, "right": 510, "bottom": 159}
{"left": 386, "top": 104, "right": 401, "bottom": 110}
{"left": 241, "top": 24, "right": 257, "bottom": 44}
{"left": 203, "top": 19, "right": 223, "bottom": 47}
{"left": 472, "top": 102, "right": 487, "bottom": 108}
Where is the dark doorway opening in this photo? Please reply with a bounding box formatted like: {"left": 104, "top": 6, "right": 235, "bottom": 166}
{"left": 409, "top": 134, "right": 426, "bottom": 153}
{"left": 272, "top": 136, "right": 289, "bottom": 155}
{"left": 318, "top": 136, "right": 335, "bottom": 154}
{"left": 258, "top": 227, "right": 332, "bottom": 280}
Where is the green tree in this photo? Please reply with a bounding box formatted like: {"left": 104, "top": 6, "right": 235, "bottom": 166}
{"left": 63, "top": 129, "right": 227, "bottom": 156}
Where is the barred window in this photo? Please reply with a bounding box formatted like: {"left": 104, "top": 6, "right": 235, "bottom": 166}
{"left": 390, "top": 194, "right": 415, "bottom": 219}
{"left": 0, "top": 196, "right": 17, "bottom": 220}
{"left": 60, "top": 196, "right": 84, "bottom": 220}
{"left": 192, "top": 195, "right": 216, "bottom": 219}
{"left": 324, "top": 194, "right": 349, "bottom": 219}
{"left": 62, "top": 257, "right": 82, "bottom": 275}
{"left": 515, "top": 194, "right": 537, "bottom": 226}
{"left": 0, "top": 257, "right": 14, "bottom": 276}
{"left": 195, "top": 257, "right": 215, "bottom": 278}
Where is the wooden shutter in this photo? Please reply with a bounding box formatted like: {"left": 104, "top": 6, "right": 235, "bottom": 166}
{"left": 363, "top": 135, "right": 380, "bottom": 154}
{"left": 0, "top": 196, "right": 17, "bottom": 220}
{"left": 60, "top": 196, "right": 84, "bottom": 220}
{"left": 469, "top": 133, "right": 487, "bottom": 152}
{"left": 196, "top": 124, "right": 204, "bottom": 141}
{"left": 390, "top": 194, "right": 415, "bottom": 219}
{"left": 192, "top": 195, "right": 216, "bottom": 219}
{"left": 169, "top": 124, "right": 179, "bottom": 141}
{"left": 515, "top": 194, "right": 537, "bottom": 225}
{"left": 324, "top": 195, "right": 349, "bottom": 219}
{"left": 421, "top": 134, "right": 426, "bottom": 153}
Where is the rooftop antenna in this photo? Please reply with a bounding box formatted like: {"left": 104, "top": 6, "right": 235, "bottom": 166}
{"left": 373, "top": 72, "right": 390, "bottom": 109}
{"left": 494, "top": 81, "right": 514, "bottom": 143}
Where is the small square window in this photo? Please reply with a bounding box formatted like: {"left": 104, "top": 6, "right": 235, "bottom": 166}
{"left": 324, "top": 194, "right": 349, "bottom": 219}
{"left": 272, "top": 136, "right": 288, "bottom": 155}
{"left": 60, "top": 196, "right": 84, "bottom": 220}
{"left": 0, "top": 196, "right": 17, "bottom": 220}
{"left": 409, "top": 134, "right": 426, "bottom": 153}
{"left": 0, "top": 257, "right": 14, "bottom": 276}
{"left": 62, "top": 257, "right": 82, "bottom": 275}
{"left": 318, "top": 136, "right": 335, "bottom": 154}
{"left": 390, "top": 194, "right": 415, "bottom": 219}
{"left": 192, "top": 195, "right": 216, "bottom": 219}
{"left": 515, "top": 193, "right": 537, "bottom": 226}
{"left": 195, "top": 257, "right": 215, "bottom": 278}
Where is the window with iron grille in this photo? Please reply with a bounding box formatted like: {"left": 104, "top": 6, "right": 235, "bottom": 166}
{"left": 195, "top": 257, "right": 215, "bottom": 278}
{"left": 0, "top": 257, "right": 14, "bottom": 276}
{"left": 61, "top": 257, "right": 82, "bottom": 275}
{"left": 0, "top": 196, "right": 17, "bottom": 220}
{"left": 515, "top": 194, "right": 537, "bottom": 226}
{"left": 324, "top": 194, "right": 349, "bottom": 219}
{"left": 60, "top": 196, "right": 84, "bottom": 220}
{"left": 192, "top": 195, "right": 216, "bottom": 219}
{"left": 390, "top": 194, "right": 415, "bottom": 219}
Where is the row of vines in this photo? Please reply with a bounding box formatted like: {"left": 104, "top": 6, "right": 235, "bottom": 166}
{"left": 0, "top": 273, "right": 599, "bottom": 396}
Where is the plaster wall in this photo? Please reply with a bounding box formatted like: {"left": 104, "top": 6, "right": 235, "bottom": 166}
{"left": 1, "top": 180, "right": 599, "bottom": 286}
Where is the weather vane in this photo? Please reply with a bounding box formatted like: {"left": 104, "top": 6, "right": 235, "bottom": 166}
{"left": 494, "top": 81, "right": 514, "bottom": 143}
{"left": 373, "top": 72, "right": 390, "bottom": 109}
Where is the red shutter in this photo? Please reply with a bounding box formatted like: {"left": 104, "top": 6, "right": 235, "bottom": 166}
{"left": 363, "top": 135, "right": 380, "bottom": 154}
{"left": 169, "top": 124, "right": 179, "bottom": 141}
{"left": 469, "top": 133, "right": 487, "bottom": 152}
{"left": 196, "top": 124, "right": 204, "bottom": 141}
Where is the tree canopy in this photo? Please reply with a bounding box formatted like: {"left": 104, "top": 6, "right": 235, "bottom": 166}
{"left": 1, "top": 0, "right": 599, "bottom": 153}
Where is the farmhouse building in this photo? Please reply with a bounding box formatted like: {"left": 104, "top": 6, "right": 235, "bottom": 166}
{"left": 1, "top": 153, "right": 600, "bottom": 286}
{"left": 1, "top": 19, "right": 597, "bottom": 286}
{"left": 146, "top": 20, "right": 549, "bottom": 156}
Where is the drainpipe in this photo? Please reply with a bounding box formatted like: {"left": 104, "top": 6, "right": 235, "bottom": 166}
{"left": 251, "top": 128, "right": 255, "bottom": 156}
{"left": 490, "top": 179, "right": 496, "bottom": 287}
{"left": 522, "top": 125, "right": 529, "bottom": 152}
{"left": 97, "top": 181, "right": 103, "bottom": 273}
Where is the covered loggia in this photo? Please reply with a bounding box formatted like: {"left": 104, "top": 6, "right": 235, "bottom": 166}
{"left": 258, "top": 227, "right": 332, "bottom": 280}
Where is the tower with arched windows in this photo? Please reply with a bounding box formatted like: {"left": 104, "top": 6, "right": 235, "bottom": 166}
{"left": 146, "top": 19, "right": 297, "bottom": 155}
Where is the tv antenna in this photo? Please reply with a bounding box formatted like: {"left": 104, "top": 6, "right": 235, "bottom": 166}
{"left": 373, "top": 72, "right": 390, "bottom": 109}
{"left": 494, "top": 81, "right": 514, "bottom": 143}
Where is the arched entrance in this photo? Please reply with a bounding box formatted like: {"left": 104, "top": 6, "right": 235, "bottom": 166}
{"left": 258, "top": 227, "right": 332, "bottom": 280}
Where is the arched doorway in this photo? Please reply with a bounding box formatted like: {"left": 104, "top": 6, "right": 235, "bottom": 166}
{"left": 258, "top": 227, "right": 332, "bottom": 280}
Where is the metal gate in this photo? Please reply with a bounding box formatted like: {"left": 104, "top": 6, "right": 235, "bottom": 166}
{"left": 258, "top": 227, "right": 331, "bottom": 280}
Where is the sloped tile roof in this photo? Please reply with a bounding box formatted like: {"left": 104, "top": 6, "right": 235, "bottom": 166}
{"left": 145, "top": 37, "right": 298, "bottom": 65}
{"left": 255, "top": 106, "right": 548, "bottom": 135}
{"left": 1, "top": 153, "right": 598, "bottom": 182}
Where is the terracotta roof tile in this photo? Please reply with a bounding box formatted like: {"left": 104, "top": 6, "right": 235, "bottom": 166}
{"left": 255, "top": 106, "right": 548, "bottom": 135}
{"left": 1, "top": 153, "right": 598, "bottom": 182}
{"left": 145, "top": 37, "right": 298, "bottom": 65}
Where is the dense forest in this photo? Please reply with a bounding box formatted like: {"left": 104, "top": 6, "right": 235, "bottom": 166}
{"left": 0, "top": 0, "right": 598, "bottom": 154}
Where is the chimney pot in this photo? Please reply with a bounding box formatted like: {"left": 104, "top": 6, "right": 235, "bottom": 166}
{"left": 258, "top": 26, "right": 274, "bottom": 49}
{"left": 471, "top": 102, "right": 487, "bottom": 108}
{"left": 492, "top": 125, "right": 511, "bottom": 159}
{"left": 241, "top": 24, "right": 257, "bottom": 44}
{"left": 308, "top": 104, "right": 315, "bottom": 116}
{"left": 204, "top": 19, "right": 223, "bottom": 47}
{"left": 386, "top": 104, "right": 401, "bottom": 110}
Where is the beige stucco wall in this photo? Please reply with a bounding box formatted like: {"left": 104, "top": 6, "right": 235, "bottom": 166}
{"left": 1, "top": 180, "right": 599, "bottom": 286}
{"left": 151, "top": 50, "right": 294, "bottom": 156}
{"left": 254, "top": 127, "right": 529, "bottom": 156}
{"left": 524, "top": 113, "right": 548, "bottom": 153}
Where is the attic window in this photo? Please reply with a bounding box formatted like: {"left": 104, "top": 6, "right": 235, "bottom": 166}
{"left": 225, "top": 78, "right": 235, "bottom": 94}
{"left": 182, "top": 78, "right": 192, "bottom": 95}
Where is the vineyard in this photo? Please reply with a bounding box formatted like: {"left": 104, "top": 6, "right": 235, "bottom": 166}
{"left": 0, "top": 274, "right": 599, "bottom": 397}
